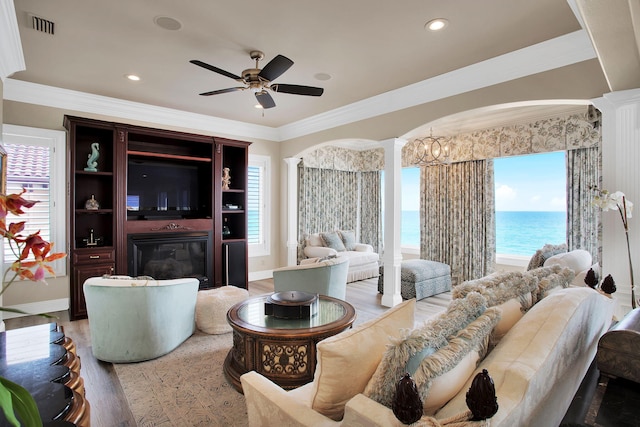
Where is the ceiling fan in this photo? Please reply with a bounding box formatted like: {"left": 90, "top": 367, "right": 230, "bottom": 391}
{"left": 190, "top": 50, "right": 324, "bottom": 109}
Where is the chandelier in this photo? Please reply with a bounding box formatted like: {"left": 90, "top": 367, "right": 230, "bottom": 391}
{"left": 413, "top": 128, "right": 451, "bottom": 167}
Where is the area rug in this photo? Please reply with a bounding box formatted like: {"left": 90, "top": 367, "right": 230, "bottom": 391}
{"left": 113, "top": 331, "right": 248, "bottom": 427}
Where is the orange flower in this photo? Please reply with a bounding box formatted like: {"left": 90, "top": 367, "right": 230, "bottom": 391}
{"left": 0, "top": 190, "right": 66, "bottom": 289}
{"left": 0, "top": 189, "right": 38, "bottom": 217}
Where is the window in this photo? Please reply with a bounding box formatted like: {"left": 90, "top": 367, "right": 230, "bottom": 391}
{"left": 401, "top": 167, "right": 420, "bottom": 250}
{"left": 494, "top": 151, "right": 566, "bottom": 259}
{"left": 247, "top": 154, "right": 270, "bottom": 257}
{"left": 2, "top": 125, "right": 66, "bottom": 276}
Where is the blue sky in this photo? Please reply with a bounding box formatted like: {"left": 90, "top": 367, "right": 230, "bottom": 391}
{"left": 494, "top": 151, "right": 566, "bottom": 212}
{"left": 400, "top": 151, "right": 566, "bottom": 212}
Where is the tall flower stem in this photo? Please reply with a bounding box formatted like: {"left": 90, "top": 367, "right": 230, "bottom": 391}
{"left": 624, "top": 229, "right": 636, "bottom": 309}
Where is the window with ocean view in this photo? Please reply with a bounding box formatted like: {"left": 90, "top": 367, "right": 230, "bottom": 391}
{"left": 494, "top": 151, "right": 567, "bottom": 257}
{"left": 401, "top": 167, "right": 421, "bottom": 248}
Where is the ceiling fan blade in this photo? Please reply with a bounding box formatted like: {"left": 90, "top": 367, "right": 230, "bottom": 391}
{"left": 190, "top": 60, "right": 243, "bottom": 82}
{"left": 271, "top": 84, "right": 324, "bottom": 97}
{"left": 255, "top": 91, "right": 276, "bottom": 109}
{"left": 199, "top": 87, "right": 244, "bottom": 96}
{"left": 258, "top": 54, "right": 294, "bottom": 82}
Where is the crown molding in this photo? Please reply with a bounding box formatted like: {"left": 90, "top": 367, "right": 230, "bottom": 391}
{"left": 279, "top": 30, "right": 596, "bottom": 141}
{"left": 3, "top": 79, "right": 280, "bottom": 141}
{"left": 0, "top": 0, "right": 26, "bottom": 81}
{"left": 5, "top": 30, "right": 596, "bottom": 143}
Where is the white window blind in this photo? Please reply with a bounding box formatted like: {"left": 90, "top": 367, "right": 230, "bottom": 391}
{"left": 247, "top": 155, "right": 270, "bottom": 257}
{"left": 247, "top": 165, "right": 263, "bottom": 245}
{"left": 3, "top": 144, "right": 51, "bottom": 261}
{"left": 2, "top": 126, "right": 66, "bottom": 276}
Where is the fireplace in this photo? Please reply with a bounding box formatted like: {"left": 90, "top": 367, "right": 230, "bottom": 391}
{"left": 127, "top": 231, "right": 212, "bottom": 289}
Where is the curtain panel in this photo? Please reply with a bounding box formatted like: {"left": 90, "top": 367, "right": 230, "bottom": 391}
{"left": 298, "top": 165, "right": 380, "bottom": 255}
{"left": 420, "top": 160, "right": 495, "bottom": 283}
{"left": 567, "top": 146, "right": 602, "bottom": 264}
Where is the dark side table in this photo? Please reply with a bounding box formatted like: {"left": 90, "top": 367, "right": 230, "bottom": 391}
{"left": 224, "top": 294, "right": 356, "bottom": 392}
{"left": 597, "top": 308, "right": 640, "bottom": 383}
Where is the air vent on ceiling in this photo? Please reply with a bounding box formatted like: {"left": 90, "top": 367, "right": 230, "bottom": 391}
{"left": 29, "top": 14, "right": 55, "bottom": 35}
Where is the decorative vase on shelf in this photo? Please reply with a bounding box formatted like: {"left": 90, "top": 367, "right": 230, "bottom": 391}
{"left": 222, "top": 218, "right": 232, "bottom": 237}
{"left": 222, "top": 167, "right": 231, "bottom": 190}
{"left": 84, "top": 142, "right": 100, "bottom": 172}
{"left": 85, "top": 195, "right": 100, "bottom": 210}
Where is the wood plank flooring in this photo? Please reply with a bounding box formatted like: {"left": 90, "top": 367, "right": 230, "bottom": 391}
{"left": 4, "top": 278, "right": 450, "bottom": 427}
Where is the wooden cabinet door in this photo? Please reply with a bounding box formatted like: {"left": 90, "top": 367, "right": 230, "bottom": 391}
{"left": 71, "top": 263, "right": 114, "bottom": 320}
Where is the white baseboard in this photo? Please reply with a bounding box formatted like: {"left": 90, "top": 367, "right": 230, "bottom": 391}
{"left": 1, "top": 298, "right": 69, "bottom": 319}
{"left": 249, "top": 269, "right": 273, "bottom": 281}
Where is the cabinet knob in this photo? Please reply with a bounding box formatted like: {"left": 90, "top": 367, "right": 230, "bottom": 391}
{"left": 89, "top": 255, "right": 100, "bottom": 259}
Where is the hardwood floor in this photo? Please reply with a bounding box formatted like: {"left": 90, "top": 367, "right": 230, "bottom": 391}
{"left": 4, "top": 278, "right": 450, "bottom": 427}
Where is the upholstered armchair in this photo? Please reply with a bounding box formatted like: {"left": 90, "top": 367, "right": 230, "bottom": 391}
{"left": 83, "top": 276, "right": 199, "bottom": 363}
{"left": 272, "top": 257, "right": 350, "bottom": 300}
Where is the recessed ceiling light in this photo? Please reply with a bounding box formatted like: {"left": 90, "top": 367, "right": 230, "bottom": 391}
{"left": 314, "top": 73, "right": 332, "bottom": 81}
{"left": 125, "top": 74, "right": 141, "bottom": 81}
{"left": 154, "top": 16, "right": 182, "bottom": 31}
{"left": 425, "top": 18, "right": 448, "bottom": 31}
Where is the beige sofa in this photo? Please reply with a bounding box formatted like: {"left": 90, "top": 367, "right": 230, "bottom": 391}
{"left": 241, "top": 267, "right": 614, "bottom": 427}
{"left": 302, "top": 231, "right": 379, "bottom": 283}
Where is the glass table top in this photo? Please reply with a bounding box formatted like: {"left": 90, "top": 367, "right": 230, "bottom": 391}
{"left": 237, "top": 295, "right": 348, "bottom": 329}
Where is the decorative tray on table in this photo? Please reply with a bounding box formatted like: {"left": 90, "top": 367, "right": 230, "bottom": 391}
{"left": 264, "top": 291, "right": 319, "bottom": 319}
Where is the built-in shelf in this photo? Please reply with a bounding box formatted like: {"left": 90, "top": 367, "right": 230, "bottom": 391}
{"left": 75, "top": 170, "right": 113, "bottom": 176}
{"left": 127, "top": 150, "right": 212, "bottom": 163}
{"left": 75, "top": 209, "right": 114, "bottom": 214}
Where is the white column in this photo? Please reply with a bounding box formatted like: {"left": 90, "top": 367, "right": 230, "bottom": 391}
{"left": 381, "top": 138, "right": 407, "bottom": 307}
{"left": 593, "top": 88, "right": 640, "bottom": 318}
{"left": 284, "top": 157, "right": 301, "bottom": 266}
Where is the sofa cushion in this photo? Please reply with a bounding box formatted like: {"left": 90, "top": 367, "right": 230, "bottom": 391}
{"left": 310, "top": 299, "right": 415, "bottom": 421}
{"left": 339, "top": 230, "right": 357, "bottom": 251}
{"left": 454, "top": 271, "right": 538, "bottom": 344}
{"left": 306, "top": 233, "right": 324, "bottom": 247}
{"left": 303, "top": 246, "right": 338, "bottom": 259}
{"left": 526, "top": 243, "right": 567, "bottom": 270}
{"left": 435, "top": 287, "right": 615, "bottom": 427}
{"left": 338, "top": 250, "right": 379, "bottom": 267}
{"left": 363, "top": 293, "right": 499, "bottom": 414}
{"left": 320, "top": 231, "right": 346, "bottom": 252}
{"left": 543, "top": 249, "right": 592, "bottom": 274}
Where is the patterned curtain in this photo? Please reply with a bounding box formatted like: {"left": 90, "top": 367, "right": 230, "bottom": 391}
{"left": 298, "top": 166, "right": 381, "bottom": 255}
{"left": 567, "top": 147, "right": 602, "bottom": 263}
{"left": 359, "top": 171, "right": 381, "bottom": 252}
{"left": 420, "top": 160, "right": 495, "bottom": 283}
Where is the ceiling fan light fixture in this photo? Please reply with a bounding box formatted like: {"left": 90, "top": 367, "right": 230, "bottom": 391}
{"left": 425, "top": 18, "right": 448, "bottom": 31}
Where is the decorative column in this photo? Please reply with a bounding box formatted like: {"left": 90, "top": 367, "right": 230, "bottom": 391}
{"left": 284, "top": 157, "right": 302, "bottom": 266}
{"left": 381, "top": 138, "right": 407, "bottom": 307}
{"left": 593, "top": 88, "right": 640, "bottom": 318}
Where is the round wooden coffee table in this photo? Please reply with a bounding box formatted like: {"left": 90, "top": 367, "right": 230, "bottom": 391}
{"left": 224, "top": 294, "right": 356, "bottom": 392}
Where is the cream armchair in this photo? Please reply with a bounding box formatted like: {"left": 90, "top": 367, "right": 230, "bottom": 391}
{"left": 272, "top": 257, "right": 350, "bottom": 300}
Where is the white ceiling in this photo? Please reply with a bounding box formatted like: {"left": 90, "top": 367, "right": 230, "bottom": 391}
{"left": 6, "top": 0, "right": 640, "bottom": 138}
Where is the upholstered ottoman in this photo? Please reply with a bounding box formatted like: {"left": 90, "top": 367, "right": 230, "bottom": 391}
{"left": 597, "top": 307, "right": 640, "bottom": 383}
{"left": 196, "top": 286, "right": 249, "bottom": 334}
{"left": 378, "top": 259, "right": 452, "bottom": 300}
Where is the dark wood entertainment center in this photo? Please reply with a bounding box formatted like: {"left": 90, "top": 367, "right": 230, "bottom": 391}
{"left": 64, "top": 116, "right": 251, "bottom": 320}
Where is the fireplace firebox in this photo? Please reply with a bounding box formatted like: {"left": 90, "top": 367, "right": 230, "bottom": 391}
{"left": 127, "top": 231, "right": 213, "bottom": 289}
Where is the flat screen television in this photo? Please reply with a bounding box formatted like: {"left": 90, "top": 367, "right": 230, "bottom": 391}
{"left": 127, "top": 157, "right": 211, "bottom": 220}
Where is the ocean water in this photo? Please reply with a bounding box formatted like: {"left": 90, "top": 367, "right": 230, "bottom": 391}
{"left": 400, "top": 210, "right": 566, "bottom": 256}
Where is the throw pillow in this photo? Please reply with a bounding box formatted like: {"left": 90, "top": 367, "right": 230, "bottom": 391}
{"left": 320, "top": 231, "right": 347, "bottom": 252}
{"left": 363, "top": 292, "right": 492, "bottom": 409}
{"left": 310, "top": 298, "right": 416, "bottom": 421}
{"left": 543, "top": 249, "right": 592, "bottom": 274}
{"left": 338, "top": 230, "right": 357, "bottom": 251}
{"left": 535, "top": 266, "right": 575, "bottom": 302}
{"left": 526, "top": 243, "right": 567, "bottom": 270}
{"left": 305, "top": 233, "right": 324, "bottom": 247}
